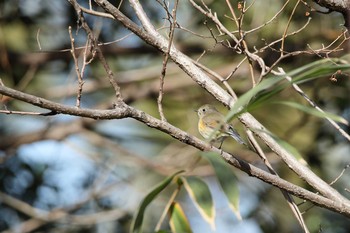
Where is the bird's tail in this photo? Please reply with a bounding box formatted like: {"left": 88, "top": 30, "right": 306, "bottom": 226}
{"left": 228, "top": 126, "right": 246, "bottom": 145}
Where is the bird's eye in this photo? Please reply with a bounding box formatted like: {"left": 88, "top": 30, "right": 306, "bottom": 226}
{"left": 202, "top": 109, "right": 206, "bottom": 112}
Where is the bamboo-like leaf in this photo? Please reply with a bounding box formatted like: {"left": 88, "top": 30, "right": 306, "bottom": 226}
{"left": 131, "top": 170, "right": 184, "bottom": 233}
{"left": 226, "top": 76, "right": 285, "bottom": 121}
{"left": 168, "top": 202, "right": 193, "bottom": 233}
{"left": 227, "top": 58, "right": 350, "bottom": 122}
{"left": 293, "top": 63, "right": 350, "bottom": 84}
{"left": 202, "top": 152, "right": 241, "bottom": 220}
{"left": 274, "top": 101, "right": 349, "bottom": 125}
{"left": 245, "top": 60, "right": 350, "bottom": 112}
{"left": 246, "top": 81, "right": 289, "bottom": 111}
{"left": 181, "top": 176, "right": 215, "bottom": 229}
{"left": 288, "top": 58, "right": 350, "bottom": 81}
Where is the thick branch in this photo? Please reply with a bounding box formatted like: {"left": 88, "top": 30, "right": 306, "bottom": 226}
{"left": 314, "top": 0, "right": 350, "bottom": 29}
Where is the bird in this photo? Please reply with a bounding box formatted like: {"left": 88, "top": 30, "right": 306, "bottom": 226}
{"left": 196, "top": 104, "right": 246, "bottom": 147}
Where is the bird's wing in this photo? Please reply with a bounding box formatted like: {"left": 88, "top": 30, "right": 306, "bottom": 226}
{"left": 203, "top": 114, "right": 223, "bottom": 130}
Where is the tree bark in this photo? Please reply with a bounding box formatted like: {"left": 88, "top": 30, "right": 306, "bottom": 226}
{"left": 314, "top": 0, "right": 350, "bottom": 29}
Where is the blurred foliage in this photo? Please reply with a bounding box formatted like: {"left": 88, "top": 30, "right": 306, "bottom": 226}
{"left": 1, "top": 0, "right": 350, "bottom": 233}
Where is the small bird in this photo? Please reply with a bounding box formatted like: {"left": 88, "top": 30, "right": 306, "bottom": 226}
{"left": 196, "top": 104, "right": 246, "bottom": 147}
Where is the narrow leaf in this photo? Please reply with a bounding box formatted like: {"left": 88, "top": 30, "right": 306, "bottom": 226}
{"left": 202, "top": 152, "right": 241, "bottom": 220}
{"left": 169, "top": 202, "right": 193, "bottom": 233}
{"left": 226, "top": 76, "right": 285, "bottom": 121}
{"left": 181, "top": 176, "right": 215, "bottom": 229}
{"left": 131, "top": 170, "right": 184, "bottom": 233}
{"left": 293, "top": 64, "right": 350, "bottom": 84}
{"left": 227, "top": 58, "right": 350, "bottom": 121}
{"left": 288, "top": 58, "right": 350, "bottom": 80}
{"left": 274, "top": 101, "right": 349, "bottom": 125}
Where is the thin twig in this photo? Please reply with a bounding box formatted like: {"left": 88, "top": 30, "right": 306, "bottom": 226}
{"left": 36, "top": 28, "right": 42, "bottom": 50}
{"left": 192, "top": 60, "right": 238, "bottom": 99}
{"left": 329, "top": 164, "right": 350, "bottom": 186}
{"left": 157, "top": 0, "right": 179, "bottom": 121}
{"left": 260, "top": 17, "right": 311, "bottom": 53}
{"left": 245, "top": 0, "right": 291, "bottom": 34}
{"left": 281, "top": 0, "right": 301, "bottom": 56}
{"left": 224, "top": 57, "right": 247, "bottom": 82}
{"left": 69, "top": 26, "right": 84, "bottom": 108}
{"left": 225, "top": 0, "right": 239, "bottom": 28}
{"left": 81, "top": 5, "right": 114, "bottom": 19}
{"left": 0, "top": 109, "right": 56, "bottom": 116}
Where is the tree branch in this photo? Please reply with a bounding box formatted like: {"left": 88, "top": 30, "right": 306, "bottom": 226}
{"left": 0, "top": 85, "right": 129, "bottom": 119}
{"left": 313, "top": 0, "right": 350, "bottom": 29}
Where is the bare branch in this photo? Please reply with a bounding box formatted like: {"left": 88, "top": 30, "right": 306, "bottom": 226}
{"left": 68, "top": 26, "right": 84, "bottom": 108}
{"left": 157, "top": 0, "right": 179, "bottom": 121}
{"left": 80, "top": 5, "right": 114, "bottom": 19}
{"left": 313, "top": 0, "right": 350, "bottom": 29}
{"left": 0, "top": 109, "right": 56, "bottom": 116}
{"left": 330, "top": 164, "right": 350, "bottom": 186}
{"left": 245, "top": 0, "right": 291, "bottom": 34}
{"left": 281, "top": 0, "right": 301, "bottom": 56}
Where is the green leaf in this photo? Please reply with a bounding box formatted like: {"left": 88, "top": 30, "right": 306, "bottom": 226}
{"left": 202, "top": 152, "right": 241, "bottom": 220}
{"left": 181, "top": 176, "right": 215, "bottom": 229}
{"left": 226, "top": 58, "right": 350, "bottom": 122}
{"left": 292, "top": 62, "right": 350, "bottom": 84}
{"left": 130, "top": 170, "right": 185, "bottom": 233}
{"left": 226, "top": 76, "right": 285, "bottom": 121}
{"left": 273, "top": 101, "right": 349, "bottom": 125}
{"left": 169, "top": 202, "right": 193, "bottom": 233}
{"left": 287, "top": 58, "right": 350, "bottom": 81}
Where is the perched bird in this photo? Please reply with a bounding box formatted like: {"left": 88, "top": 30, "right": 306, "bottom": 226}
{"left": 196, "top": 104, "right": 246, "bottom": 147}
